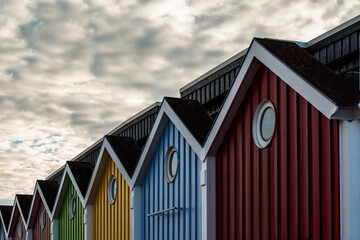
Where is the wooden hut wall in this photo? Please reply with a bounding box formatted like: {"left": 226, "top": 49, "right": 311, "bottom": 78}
{"left": 33, "top": 201, "right": 51, "bottom": 240}
{"left": 11, "top": 215, "right": 26, "bottom": 240}
{"left": 216, "top": 65, "right": 340, "bottom": 240}
{"left": 140, "top": 121, "right": 202, "bottom": 240}
{"left": 93, "top": 158, "right": 131, "bottom": 240}
{"left": 58, "top": 182, "right": 84, "bottom": 240}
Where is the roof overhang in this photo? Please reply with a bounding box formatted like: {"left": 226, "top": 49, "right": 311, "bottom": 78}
{"left": 7, "top": 196, "right": 29, "bottom": 237}
{"left": 131, "top": 99, "right": 203, "bottom": 189}
{"left": 202, "top": 38, "right": 360, "bottom": 158}
{"left": 84, "top": 137, "right": 134, "bottom": 205}
{"left": 26, "top": 182, "right": 53, "bottom": 229}
{"left": 51, "top": 164, "right": 86, "bottom": 219}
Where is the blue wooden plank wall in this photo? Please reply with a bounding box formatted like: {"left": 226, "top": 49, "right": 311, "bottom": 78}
{"left": 141, "top": 121, "right": 202, "bottom": 240}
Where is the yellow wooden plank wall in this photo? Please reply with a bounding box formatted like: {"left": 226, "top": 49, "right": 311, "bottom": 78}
{"left": 93, "top": 158, "right": 131, "bottom": 240}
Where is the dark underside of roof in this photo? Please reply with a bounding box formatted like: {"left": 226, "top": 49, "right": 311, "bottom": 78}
{"left": 164, "top": 97, "right": 214, "bottom": 146}
{"left": 0, "top": 206, "right": 12, "bottom": 228}
{"left": 67, "top": 162, "right": 94, "bottom": 196}
{"left": 16, "top": 195, "right": 33, "bottom": 221}
{"left": 255, "top": 38, "right": 360, "bottom": 106}
{"left": 105, "top": 135, "right": 141, "bottom": 177}
{"left": 37, "top": 180, "right": 59, "bottom": 211}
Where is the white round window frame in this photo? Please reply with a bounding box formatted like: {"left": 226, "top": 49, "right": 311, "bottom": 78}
{"left": 40, "top": 208, "right": 46, "bottom": 230}
{"left": 18, "top": 219, "right": 23, "bottom": 239}
{"left": 252, "top": 100, "right": 276, "bottom": 149}
{"left": 107, "top": 175, "right": 117, "bottom": 205}
{"left": 164, "top": 146, "right": 178, "bottom": 183}
{"left": 69, "top": 195, "right": 76, "bottom": 220}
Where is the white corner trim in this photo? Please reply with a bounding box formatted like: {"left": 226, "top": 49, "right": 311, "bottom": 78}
{"left": 202, "top": 157, "right": 216, "bottom": 240}
{"left": 340, "top": 120, "right": 360, "bottom": 239}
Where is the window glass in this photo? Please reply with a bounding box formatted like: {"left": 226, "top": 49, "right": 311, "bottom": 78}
{"left": 108, "top": 175, "right": 117, "bottom": 205}
{"left": 69, "top": 195, "right": 76, "bottom": 219}
{"left": 165, "top": 147, "right": 178, "bottom": 183}
{"left": 40, "top": 208, "right": 46, "bottom": 230}
{"left": 253, "top": 100, "right": 276, "bottom": 148}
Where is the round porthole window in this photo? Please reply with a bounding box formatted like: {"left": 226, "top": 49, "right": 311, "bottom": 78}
{"left": 18, "top": 219, "right": 23, "bottom": 238}
{"left": 165, "top": 147, "right": 178, "bottom": 183}
{"left": 107, "top": 175, "right": 117, "bottom": 205}
{"left": 252, "top": 100, "right": 276, "bottom": 149}
{"left": 69, "top": 195, "right": 76, "bottom": 220}
{"left": 40, "top": 208, "right": 46, "bottom": 230}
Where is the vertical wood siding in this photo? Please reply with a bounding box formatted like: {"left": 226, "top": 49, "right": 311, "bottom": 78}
{"left": 93, "top": 159, "right": 131, "bottom": 240}
{"left": 216, "top": 65, "right": 340, "bottom": 240}
{"left": 12, "top": 215, "right": 25, "bottom": 240}
{"left": 33, "top": 201, "right": 51, "bottom": 240}
{"left": 59, "top": 182, "right": 84, "bottom": 240}
{"left": 141, "top": 121, "right": 202, "bottom": 240}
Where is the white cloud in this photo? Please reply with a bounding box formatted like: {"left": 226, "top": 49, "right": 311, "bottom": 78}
{"left": 0, "top": 0, "right": 358, "bottom": 202}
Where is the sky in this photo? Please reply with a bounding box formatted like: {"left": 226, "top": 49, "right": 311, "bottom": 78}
{"left": 0, "top": 0, "right": 359, "bottom": 205}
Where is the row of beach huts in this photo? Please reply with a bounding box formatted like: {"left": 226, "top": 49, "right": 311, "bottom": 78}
{"left": 1, "top": 15, "right": 360, "bottom": 240}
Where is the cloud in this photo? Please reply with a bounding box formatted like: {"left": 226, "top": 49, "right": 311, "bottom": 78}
{"left": 0, "top": 0, "right": 359, "bottom": 202}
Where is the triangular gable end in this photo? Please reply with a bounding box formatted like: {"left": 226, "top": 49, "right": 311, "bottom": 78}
{"left": 203, "top": 38, "right": 360, "bottom": 158}
{"left": 0, "top": 206, "right": 12, "bottom": 235}
{"left": 7, "top": 195, "right": 32, "bottom": 237}
{"left": 131, "top": 97, "right": 213, "bottom": 188}
{"left": 85, "top": 136, "right": 141, "bottom": 205}
{"left": 51, "top": 162, "right": 93, "bottom": 219}
{"left": 27, "top": 181, "right": 59, "bottom": 229}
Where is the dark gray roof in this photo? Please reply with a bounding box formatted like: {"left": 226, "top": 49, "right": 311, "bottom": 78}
{"left": 0, "top": 206, "right": 12, "bottom": 229}
{"left": 256, "top": 38, "right": 360, "bottom": 106}
{"left": 105, "top": 136, "right": 141, "bottom": 177}
{"left": 37, "top": 180, "right": 59, "bottom": 211}
{"left": 67, "top": 162, "right": 94, "bottom": 197}
{"left": 16, "top": 194, "right": 32, "bottom": 221}
{"left": 165, "top": 97, "right": 214, "bottom": 145}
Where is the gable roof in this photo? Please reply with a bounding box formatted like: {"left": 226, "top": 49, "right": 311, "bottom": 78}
{"left": 256, "top": 38, "right": 360, "bottom": 105}
{"left": 52, "top": 162, "right": 94, "bottom": 219}
{"left": 8, "top": 195, "right": 32, "bottom": 236}
{"left": 0, "top": 206, "right": 12, "bottom": 232}
{"left": 67, "top": 162, "right": 94, "bottom": 197}
{"left": 203, "top": 38, "right": 360, "bottom": 158}
{"left": 131, "top": 97, "right": 213, "bottom": 188}
{"left": 27, "top": 180, "right": 59, "bottom": 229}
{"left": 85, "top": 136, "right": 141, "bottom": 205}
{"left": 165, "top": 97, "right": 214, "bottom": 145}
{"left": 105, "top": 136, "right": 142, "bottom": 177}
{"left": 37, "top": 180, "right": 59, "bottom": 211}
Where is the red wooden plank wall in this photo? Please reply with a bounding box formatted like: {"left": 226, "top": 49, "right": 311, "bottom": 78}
{"left": 12, "top": 215, "right": 26, "bottom": 240}
{"left": 216, "top": 65, "right": 340, "bottom": 240}
{"left": 33, "top": 201, "right": 51, "bottom": 240}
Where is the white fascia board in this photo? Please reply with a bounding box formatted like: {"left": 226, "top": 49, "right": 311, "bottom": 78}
{"left": 202, "top": 39, "right": 339, "bottom": 158}
{"left": 65, "top": 164, "right": 87, "bottom": 207}
{"left": 104, "top": 138, "right": 133, "bottom": 187}
{"left": 0, "top": 211, "right": 6, "bottom": 234}
{"left": 27, "top": 182, "right": 53, "bottom": 229}
{"left": 6, "top": 199, "right": 18, "bottom": 236}
{"left": 84, "top": 144, "right": 107, "bottom": 205}
{"left": 130, "top": 106, "right": 168, "bottom": 188}
{"left": 50, "top": 168, "right": 71, "bottom": 220}
{"left": 84, "top": 137, "right": 133, "bottom": 205}
{"left": 131, "top": 99, "right": 203, "bottom": 189}
{"left": 7, "top": 197, "right": 27, "bottom": 236}
{"left": 26, "top": 186, "right": 40, "bottom": 229}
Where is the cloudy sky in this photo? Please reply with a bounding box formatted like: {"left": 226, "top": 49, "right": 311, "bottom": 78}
{"left": 0, "top": 0, "right": 359, "bottom": 205}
